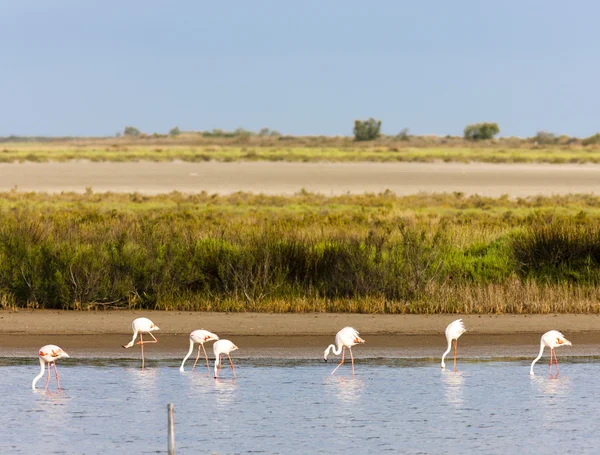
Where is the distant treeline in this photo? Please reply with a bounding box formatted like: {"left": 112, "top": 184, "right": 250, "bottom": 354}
{"left": 1, "top": 193, "right": 600, "bottom": 313}
{"left": 3, "top": 120, "right": 600, "bottom": 147}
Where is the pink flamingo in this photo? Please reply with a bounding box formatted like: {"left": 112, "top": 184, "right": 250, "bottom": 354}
{"left": 32, "top": 345, "right": 70, "bottom": 390}
{"left": 180, "top": 329, "right": 220, "bottom": 374}
{"left": 323, "top": 327, "right": 365, "bottom": 376}
{"left": 213, "top": 340, "right": 238, "bottom": 379}
{"left": 122, "top": 317, "right": 160, "bottom": 369}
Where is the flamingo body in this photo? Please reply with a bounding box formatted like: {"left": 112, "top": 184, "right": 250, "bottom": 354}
{"left": 323, "top": 327, "right": 365, "bottom": 375}
{"left": 180, "top": 329, "right": 220, "bottom": 373}
{"left": 441, "top": 319, "right": 466, "bottom": 371}
{"left": 122, "top": 317, "right": 160, "bottom": 369}
{"left": 32, "top": 344, "right": 70, "bottom": 390}
{"left": 530, "top": 330, "right": 572, "bottom": 376}
{"left": 213, "top": 339, "right": 238, "bottom": 378}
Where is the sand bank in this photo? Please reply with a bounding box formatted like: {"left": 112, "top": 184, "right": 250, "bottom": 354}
{"left": 2, "top": 161, "right": 600, "bottom": 196}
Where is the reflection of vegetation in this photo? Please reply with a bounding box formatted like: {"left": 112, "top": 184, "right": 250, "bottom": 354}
{"left": 2, "top": 191, "right": 600, "bottom": 313}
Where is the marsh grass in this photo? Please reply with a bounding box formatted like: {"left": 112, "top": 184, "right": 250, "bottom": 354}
{"left": 1, "top": 191, "right": 600, "bottom": 313}
{"left": 2, "top": 137, "right": 600, "bottom": 163}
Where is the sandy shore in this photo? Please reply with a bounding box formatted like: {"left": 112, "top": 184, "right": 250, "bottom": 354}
{"left": 2, "top": 161, "right": 600, "bottom": 196}
{"left": 1, "top": 311, "right": 599, "bottom": 359}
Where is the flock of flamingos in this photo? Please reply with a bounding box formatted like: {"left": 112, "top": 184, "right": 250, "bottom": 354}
{"left": 31, "top": 317, "right": 572, "bottom": 390}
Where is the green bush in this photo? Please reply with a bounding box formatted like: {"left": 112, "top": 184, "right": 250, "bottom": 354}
{"left": 464, "top": 122, "right": 500, "bottom": 141}
{"left": 169, "top": 126, "right": 181, "bottom": 137}
{"left": 582, "top": 133, "right": 600, "bottom": 146}
{"left": 533, "top": 131, "right": 557, "bottom": 145}
{"left": 512, "top": 223, "right": 600, "bottom": 283}
{"left": 353, "top": 118, "right": 381, "bottom": 141}
{"left": 123, "top": 126, "right": 141, "bottom": 137}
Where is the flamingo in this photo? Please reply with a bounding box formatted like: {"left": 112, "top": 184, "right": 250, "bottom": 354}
{"left": 213, "top": 340, "right": 238, "bottom": 379}
{"left": 530, "top": 330, "right": 572, "bottom": 377}
{"left": 180, "top": 329, "right": 220, "bottom": 373}
{"left": 323, "top": 327, "right": 365, "bottom": 376}
{"left": 122, "top": 317, "right": 160, "bottom": 369}
{"left": 32, "top": 345, "right": 70, "bottom": 390}
{"left": 441, "top": 319, "right": 466, "bottom": 372}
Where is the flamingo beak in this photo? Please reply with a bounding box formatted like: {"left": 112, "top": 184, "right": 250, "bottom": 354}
{"left": 323, "top": 358, "right": 328, "bottom": 362}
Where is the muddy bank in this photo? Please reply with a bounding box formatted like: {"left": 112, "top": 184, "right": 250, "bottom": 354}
{"left": 1, "top": 311, "right": 599, "bottom": 336}
{"left": 1, "top": 311, "right": 599, "bottom": 359}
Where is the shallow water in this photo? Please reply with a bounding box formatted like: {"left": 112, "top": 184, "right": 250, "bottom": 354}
{"left": 1, "top": 358, "right": 599, "bottom": 454}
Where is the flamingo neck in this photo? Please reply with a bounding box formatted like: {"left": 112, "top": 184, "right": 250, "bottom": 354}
{"left": 441, "top": 337, "right": 452, "bottom": 368}
{"left": 530, "top": 339, "right": 546, "bottom": 375}
{"left": 124, "top": 328, "right": 139, "bottom": 348}
{"left": 180, "top": 338, "right": 195, "bottom": 372}
{"left": 214, "top": 353, "right": 221, "bottom": 377}
{"left": 32, "top": 358, "right": 45, "bottom": 389}
{"left": 324, "top": 344, "right": 342, "bottom": 359}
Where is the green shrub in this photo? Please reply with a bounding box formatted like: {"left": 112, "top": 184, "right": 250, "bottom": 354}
{"left": 353, "top": 118, "right": 381, "bottom": 141}
{"left": 123, "top": 126, "right": 141, "bottom": 137}
{"left": 582, "top": 133, "right": 600, "bottom": 146}
{"left": 512, "top": 223, "right": 600, "bottom": 283}
{"left": 169, "top": 126, "right": 181, "bottom": 137}
{"left": 464, "top": 122, "right": 500, "bottom": 141}
{"left": 533, "top": 131, "right": 557, "bottom": 145}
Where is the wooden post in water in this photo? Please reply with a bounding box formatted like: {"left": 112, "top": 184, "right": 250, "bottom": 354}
{"left": 168, "top": 403, "right": 175, "bottom": 455}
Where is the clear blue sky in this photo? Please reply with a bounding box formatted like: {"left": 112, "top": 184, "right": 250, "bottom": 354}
{"left": 1, "top": 0, "right": 599, "bottom": 137}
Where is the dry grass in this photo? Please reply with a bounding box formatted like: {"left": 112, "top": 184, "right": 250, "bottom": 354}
{"left": 1, "top": 133, "right": 600, "bottom": 163}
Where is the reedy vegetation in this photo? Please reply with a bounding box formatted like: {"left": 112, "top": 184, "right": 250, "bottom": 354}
{"left": 1, "top": 191, "right": 600, "bottom": 313}
{"left": 3, "top": 132, "right": 600, "bottom": 163}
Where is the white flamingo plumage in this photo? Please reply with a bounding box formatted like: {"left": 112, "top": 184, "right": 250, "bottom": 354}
{"left": 213, "top": 339, "right": 238, "bottom": 379}
{"left": 530, "top": 330, "right": 572, "bottom": 376}
{"left": 32, "top": 345, "right": 70, "bottom": 390}
{"left": 441, "top": 319, "right": 466, "bottom": 371}
{"left": 323, "top": 327, "right": 365, "bottom": 376}
{"left": 122, "top": 317, "right": 160, "bottom": 369}
{"left": 180, "top": 329, "right": 220, "bottom": 373}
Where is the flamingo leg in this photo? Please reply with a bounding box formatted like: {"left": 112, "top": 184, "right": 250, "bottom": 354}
{"left": 549, "top": 348, "right": 553, "bottom": 377}
{"left": 453, "top": 340, "right": 458, "bottom": 372}
{"left": 136, "top": 332, "right": 158, "bottom": 344}
{"left": 192, "top": 345, "right": 201, "bottom": 372}
{"left": 202, "top": 343, "right": 210, "bottom": 376}
{"left": 331, "top": 347, "right": 345, "bottom": 376}
{"left": 140, "top": 333, "right": 144, "bottom": 370}
{"left": 228, "top": 354, "right": 236, "bottom": 378}
{"left": 45, "top": 362, "right": 51, "bottom": 389}
{"left": 349, "top": 347, "right": 355, "bottom": 376}
{"left": 218, "top": 355, "right": 222, "bottom": 374}
{"left": 553, "top": 349, "right": 560, "bottom": 376}
{"left": 53, "top": 362, "right": 61, "bottom": 390}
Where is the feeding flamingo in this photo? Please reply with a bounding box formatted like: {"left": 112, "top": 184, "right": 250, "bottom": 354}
{"left": 122, "top": 317, "right": 160, "bottom": 369}
{"left": 32, "top": 345, "right": 70, "bottom": 390}
{"left": 441, "top": 319, "right": 466, "bottom": 372}
{"left": 323, "top": 327, "right": 365, "bottom": 376}
{"left": 530, "top": 330, "right": 572, "bottom": 377}
{"left": 213, "top": 339, "right": 238, "bottom": 379}
{"left": 180, "top": 329, "right": 220, "bottom": 373}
